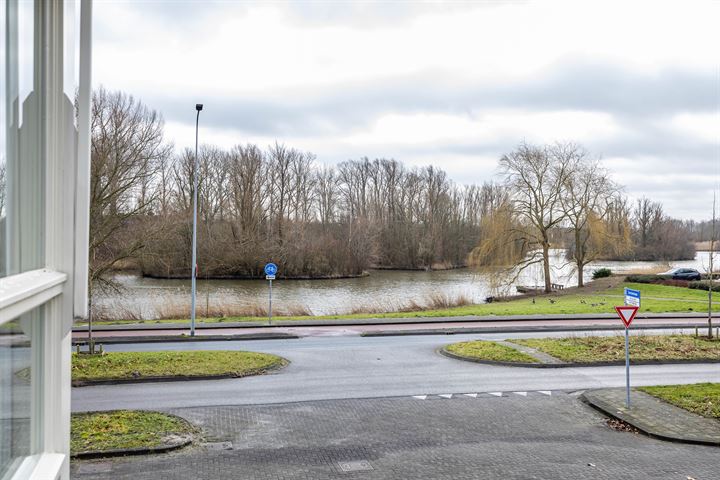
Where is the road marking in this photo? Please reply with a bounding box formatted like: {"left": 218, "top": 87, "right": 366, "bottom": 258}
{"left": 538, "top": 391, "right": 552, "bottom": 396}
{"left": 439, "top": 394, "right": 453, "bottom": 399}
{"left": 488, "top": 392, "right": 503, "bottom": 397}
{"left": 412, "top": 395, "right": 428, "bottom": 400}
{"left": 463, "top": 393, "right": 478, "bottom": 398}
{"left": 514, "top": 391, "right": 528, "bottom": 397}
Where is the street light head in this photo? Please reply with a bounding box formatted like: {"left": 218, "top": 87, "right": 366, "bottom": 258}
{"left": 196, "top": 104, "right": 203, "bottom": 111}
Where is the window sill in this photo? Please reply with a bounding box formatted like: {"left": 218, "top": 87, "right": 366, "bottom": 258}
{"left": 0, "top": 269, "right": 67, "bottom": 323}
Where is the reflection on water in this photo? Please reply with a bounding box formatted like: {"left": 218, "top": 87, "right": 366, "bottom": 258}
{"left": 94, "top": 251, "right": 714, "bottom": 317}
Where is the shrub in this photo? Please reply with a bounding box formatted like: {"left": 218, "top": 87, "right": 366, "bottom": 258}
{"left": 625, "top": 274, "right": 661, "bottom": 284}
{"left": 624, "top": 275, "right": 689, "bottom": 287}
{"left": 592, "top": 268, "right": 612, "bottom": 279}
{"left": 688, "top": 281, "right": 720, "bottom": 292}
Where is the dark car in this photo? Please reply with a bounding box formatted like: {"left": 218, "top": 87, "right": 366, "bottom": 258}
{"left": 660, "top": 268, "right": 702, "bottom": 281}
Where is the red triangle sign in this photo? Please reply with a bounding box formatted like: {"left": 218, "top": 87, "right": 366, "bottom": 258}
{"left": 615, "top": 306, "right": 639, "bottom": 328}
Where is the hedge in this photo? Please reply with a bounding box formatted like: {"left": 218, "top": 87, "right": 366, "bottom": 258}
{"left": 688, "top": 281, "right": 720, "bottom": 293}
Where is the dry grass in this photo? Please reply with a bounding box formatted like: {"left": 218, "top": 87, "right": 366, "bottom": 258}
{"left": 426, "top": 292, "right": 472, "bottom": 309}
{"left": 91, "top": 303, "right": 144, "bottom": 322}
{"left": 623, "top": 263, "right": 673, "bottom": 275}
{"left": 346, "top": 293, "right": 471, "bottom": 316}
{"left": 155, "top": 299, "right": 311, "bottom": 319}
{"left": 92, "top": 298, "right": 312, "bottom": 321}
{"left": 695, "top": 241, "right": 713, "bottom": 252}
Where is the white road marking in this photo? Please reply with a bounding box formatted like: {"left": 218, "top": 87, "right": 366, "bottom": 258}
{"left": 514, "top": 391, "right": 528, "bottom": 397}
{"left": 412, "top": 395, "right": 428, "bottom": 400}
{"left": 488, "top": 392, "right": 503, "bottom": 397}
{"left": 538, "top": 390, "right": 552, "bottom": 396}
{"left": 463, "top": 393, "right": 478, "bottom": 398}
{"left": 439, "top": 394, "right": 453, "bottom": 399}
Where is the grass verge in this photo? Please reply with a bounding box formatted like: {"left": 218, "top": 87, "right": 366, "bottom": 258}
{"left": 77, "top": 278, "right": 720, "bottom": 326}
{"left": 78, "top": 282, "right": 720, "bottom": 326}
{"left": 71, "top": 410, "right": 194, "bottom": 455}
{"left": 639, "top": 383, "right": 720, "bottom": 420}
{"left": 72, "top": 350, "right": 286, "bottom": 382}
{"left": 514, "top": 335, "right": 720, "bottom": 363}
{"left": 445, "top": 340, "right": 539, "bottom": 363}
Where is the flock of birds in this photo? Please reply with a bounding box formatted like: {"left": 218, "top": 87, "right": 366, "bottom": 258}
{"left": 532, "top": 297, "right": 607, "bottom": 307}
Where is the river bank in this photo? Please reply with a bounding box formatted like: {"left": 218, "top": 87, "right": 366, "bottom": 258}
{"left": 91, "top": 251, "right": 714, "bottom": 320}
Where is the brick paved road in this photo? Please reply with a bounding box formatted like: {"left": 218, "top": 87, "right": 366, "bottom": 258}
{"left": 72, "top": 393, "right": 719, "bottom": 479}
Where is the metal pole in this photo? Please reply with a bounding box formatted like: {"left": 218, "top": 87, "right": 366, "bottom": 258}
{"left": 190, "top": 105, "right": 203, "bottom": 336}
{"left": 625, "top": 327, "right": 631, "bottom": 408}
{"left": 268, "top": 279, "right": 273, "bottom": 325}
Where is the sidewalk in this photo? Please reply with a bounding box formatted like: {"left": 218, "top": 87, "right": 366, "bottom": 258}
{"left": 72, "top": 312, "right": 719, "bottom": 331}
{"left": 583, "top": 388, "right": 720, "bottom": 446}
{"left": 72, "top": 316, "right": 709, "bottom": 343}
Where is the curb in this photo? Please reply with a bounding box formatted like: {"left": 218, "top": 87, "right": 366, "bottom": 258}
{"left": 362, "top": 323, "right": 707, "bottom": 337}
{"left": 581, "top": 390, "right": 720, "bottom": 447}
{"left": 72, "top": 313, "right": 720, "bottom": 332}
{"left": 438, "top": 346, "right": 720, "bottom": 368}
{"left": 72, "top": 437, "right": 193, "bottom": 459}
{"left": 72, "top": 332, "right": 299, "bottom": 345}
{"left": 438, "top": 347, "right": 548, "bottom": 368}
{"left": 72, "top": 359, "right": 289, "bottom": 387}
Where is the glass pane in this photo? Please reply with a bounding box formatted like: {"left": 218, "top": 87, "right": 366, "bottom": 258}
{"left": 0, "top": 312, "right": 34, "bottom": 477}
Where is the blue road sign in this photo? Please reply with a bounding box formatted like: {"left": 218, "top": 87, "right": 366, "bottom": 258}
{"left": 264, "top": 263, "right": 278, "bottom": 276}
{"left": 624, "top": 287, "right": 640, "bottom": 307}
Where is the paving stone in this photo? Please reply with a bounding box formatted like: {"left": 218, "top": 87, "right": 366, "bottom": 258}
{"left": 71, "top": 395, "right": 720, "bottom": 479}
{"left": 583, "top": 387, "right": 720, "bottom": 445}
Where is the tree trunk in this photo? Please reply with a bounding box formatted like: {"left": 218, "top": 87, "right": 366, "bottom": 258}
{"left": 542, "top": 243, "right": 552, "bottom": 293}
{"left": 577, "top": 262, "right": 584, "bottom": 287}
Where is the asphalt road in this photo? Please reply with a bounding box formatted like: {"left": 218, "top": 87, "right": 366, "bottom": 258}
{"left": 71, "top": 329, "right": 720, "bottom": 412}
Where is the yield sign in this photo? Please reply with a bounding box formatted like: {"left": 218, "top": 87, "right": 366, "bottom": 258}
{"left": 615, "top": 306, "right": 639, "bottom": 328}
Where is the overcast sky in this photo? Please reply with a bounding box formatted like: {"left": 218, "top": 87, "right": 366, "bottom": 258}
{"left": 93, "top": 0, "right": 720, "bottom": 220}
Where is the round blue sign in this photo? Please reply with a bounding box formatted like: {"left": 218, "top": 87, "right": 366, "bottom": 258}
{"left": 264, "top": 263, "right": 278, "bottom": 276}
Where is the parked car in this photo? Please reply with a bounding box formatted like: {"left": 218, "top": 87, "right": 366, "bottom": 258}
{"left": 660, "top": 268, "right": 702, "bottom": 281}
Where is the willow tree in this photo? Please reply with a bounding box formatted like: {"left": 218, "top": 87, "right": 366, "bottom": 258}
{"left": 492, "top": 143, "right": 574, "bottom": 293}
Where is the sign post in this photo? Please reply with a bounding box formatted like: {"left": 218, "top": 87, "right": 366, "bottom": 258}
{"left": 264, "top": 263, "right": 278, "bottom": 325}
{"left": 614, "top": 305, "right": 639, "bottom": 408}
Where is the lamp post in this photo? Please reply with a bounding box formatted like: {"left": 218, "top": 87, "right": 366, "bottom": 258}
{"left": 190, "top": 103, "right": 203, "bottom": 336}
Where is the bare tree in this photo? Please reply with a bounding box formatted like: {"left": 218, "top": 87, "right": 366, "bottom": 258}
{"left": 88, "top": 88, "right": 171, "bottom": 349}
{"left": 497, "top": 142, "right": 574, "bottom": 292}
{"left": 559, "top": 146, "right": 626, "bottom": 286}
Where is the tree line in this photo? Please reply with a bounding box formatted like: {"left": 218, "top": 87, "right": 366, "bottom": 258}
{"left": 89, "top": 88, "right": 505, "bottom": 282}
{"left": 470, "top": 142, "right": 698, "bottom": 291}
{"left": 85, "top": 88, "right": 702, "bottom": 287}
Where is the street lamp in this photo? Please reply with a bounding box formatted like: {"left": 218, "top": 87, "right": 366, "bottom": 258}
{"left": 190, "top": 103, "right": 203, "bottom": 336}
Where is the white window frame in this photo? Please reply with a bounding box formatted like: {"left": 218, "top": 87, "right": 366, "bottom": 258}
{"left": 1, "top": 1, "right": 91, "bottom": 480}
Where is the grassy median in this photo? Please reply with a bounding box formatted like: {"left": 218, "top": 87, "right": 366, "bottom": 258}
{"left": 72, "top": 350, "right": 287, "bottom": 382}
{"left": 445, "top": 340, "right": 539, "bottom": 363}
{"left": 639, "top": 383, "right": 720, "bottom": 420}
{"left": 71, "top": 410, "right": 194, "bottom": 455}
{"left": 514, "top": 335, "right": 720, "bottom": 363}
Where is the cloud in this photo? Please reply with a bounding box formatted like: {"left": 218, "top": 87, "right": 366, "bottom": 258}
{"left": 93, "top": 1, "right": 720, "bottom": 220}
